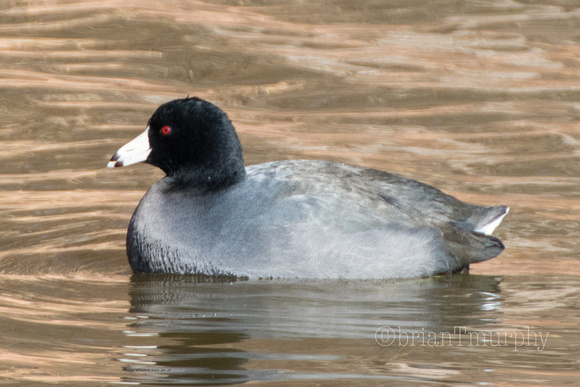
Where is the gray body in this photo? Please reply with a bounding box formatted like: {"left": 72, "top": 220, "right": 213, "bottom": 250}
{"left": 127, "top": 160, "right": 506, "bottom": 279}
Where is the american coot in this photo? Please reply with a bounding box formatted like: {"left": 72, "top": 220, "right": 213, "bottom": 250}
{"left": 108, "top": 97, "right": 508, "bottom": 279}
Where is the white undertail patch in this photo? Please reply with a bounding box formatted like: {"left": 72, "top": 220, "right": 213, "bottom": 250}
{"left": 476, "top": 207, "right": 509, "bottom": 235}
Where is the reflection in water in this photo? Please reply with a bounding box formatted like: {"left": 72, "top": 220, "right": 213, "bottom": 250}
{"left": 0, "top": 274, "right": 575, "bottom": 384}
{"left": 122, "top": 274, "right": 502, "bottom": 385}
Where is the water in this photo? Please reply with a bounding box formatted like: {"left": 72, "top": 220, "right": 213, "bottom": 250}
{"left": 0, "top": 0, "right": 579, "bottom": 384}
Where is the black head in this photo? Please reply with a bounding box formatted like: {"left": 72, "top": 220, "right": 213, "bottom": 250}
{"left": 146, "top": 97, "right": 246, "bottom": 190}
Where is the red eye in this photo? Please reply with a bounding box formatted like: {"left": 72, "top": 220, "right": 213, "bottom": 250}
{"left": 161, "top": 126, "right": 171, "bottom": 135}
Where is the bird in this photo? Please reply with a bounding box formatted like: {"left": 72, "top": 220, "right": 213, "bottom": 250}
{"left": 108, "top": 97, "right": 508, "bottom": 279}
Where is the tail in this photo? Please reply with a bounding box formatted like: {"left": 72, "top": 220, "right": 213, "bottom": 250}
{"left": 444, "top": 205, "right": 509, "bottom": 267}
{"left": 444, "top": 227, "right": 505, "bottom": 266}
{"left": 473, "top": 205, "right": 509, "bottom": 236}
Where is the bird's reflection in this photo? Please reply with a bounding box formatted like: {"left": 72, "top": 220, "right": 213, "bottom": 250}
{"left": 122, "top": 275, "right": 251, "bottom": 385}
{"left": 120, "top": 274, "right": 502, "bottom": 385}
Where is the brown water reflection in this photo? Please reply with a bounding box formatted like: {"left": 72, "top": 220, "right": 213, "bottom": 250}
{"left": 0, "top": 0, "right": 579, "bottom": 385}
